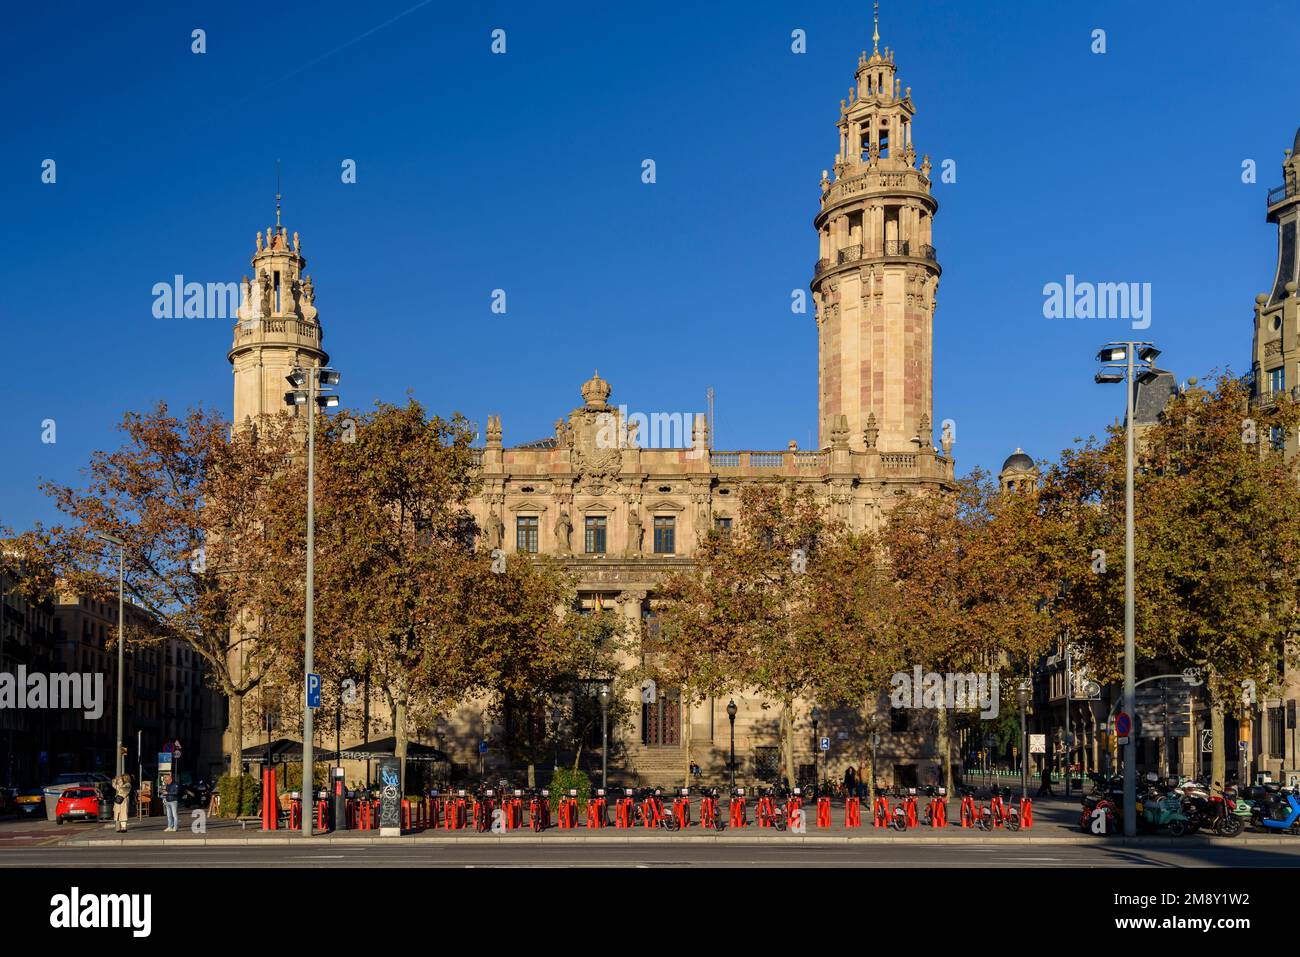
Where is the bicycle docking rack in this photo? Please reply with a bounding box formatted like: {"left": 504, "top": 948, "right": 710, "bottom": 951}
{"left": 506, "top": 789, "right": 525, "bottom": 830}
{"left": 756, "top": 791, "right": 779, "bottom": 828}
{"left": 557, "top": 789, "right": 580, "bottom": 829}
{"left": 903, "top": 794, "right": 919, "bottom": 828}
{"left": 845, "top": 795, "right": 862, "bottom": 828}
{"left": 673, "top": 788, "right": 692, "bottom": 829}
{"left": 873, "top": 795, "right": 891, "bottom": 828}
{"left": 728, "top": 788, "right": 749, "bottom": 828}
{"left": 444, "top": 789, "right": 469, "bottom": 830}
{"left": 641, "top": 790, "right": 665, "bottom": 828}
{"left": 924, "top": 796, "right": 947, "bottom": 827}
{"left": 700, "top": 791, "right": 721, "bottom": 829}
{"left": 816, "top": 795, "right": 831, "bottom": 828}
{"left": 586, "top": 789, "right": 607, "bottom": 829}
{"left": 614, "top": 789, "right": 635, "bottom": 828}
{"left": 1020, "top": 797, "right": 1033, "bottom": 828}
{"left": 531, "top": 789, "right": 551, "bottom": 831}
{"left": 959, "top": 794, "right": 977, "bottom": 828}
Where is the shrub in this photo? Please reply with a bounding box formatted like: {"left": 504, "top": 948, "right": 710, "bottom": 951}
{"left": 548, "top": 767, "right": 591, "bottom": 813}
{"left": 216, "top": 773, "right": 261, "bottom": 817}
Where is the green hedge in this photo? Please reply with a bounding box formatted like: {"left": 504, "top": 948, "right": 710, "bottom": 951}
{"left": 548, "top": 768, "right": 591, "bottom": 813}
{"left": 216, "top": 774, "right": 261, "bottom": 818}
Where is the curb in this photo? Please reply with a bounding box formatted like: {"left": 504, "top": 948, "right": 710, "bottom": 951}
{"left": 60, "top": 833, "right": 1300, "bottom": 848}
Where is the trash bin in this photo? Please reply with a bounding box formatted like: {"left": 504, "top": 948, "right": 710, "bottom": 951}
{"left": 43, "top": 786, "right": 64, "bottom": 822}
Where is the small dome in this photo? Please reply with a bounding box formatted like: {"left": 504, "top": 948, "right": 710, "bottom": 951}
{"left": 1001, "top": 448, "right": 1034, "bottom": 472}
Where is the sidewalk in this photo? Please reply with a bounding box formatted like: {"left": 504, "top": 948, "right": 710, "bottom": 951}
{"left": 55, "top": 796, "right": 1300, "bottom": 848}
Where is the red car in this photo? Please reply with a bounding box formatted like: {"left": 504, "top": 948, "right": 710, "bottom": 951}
{"left": 55, "top": 787, "right": 101, "bottom": 824}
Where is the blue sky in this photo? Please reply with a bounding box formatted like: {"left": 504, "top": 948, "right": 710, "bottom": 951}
{"left": 1, "top": 0, "right": 1295, "bottom": 530}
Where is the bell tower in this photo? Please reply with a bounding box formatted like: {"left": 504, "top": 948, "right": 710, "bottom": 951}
{"left": 811, "top": 3, "right": 940, "bottom": 452}
{"left": 228, "top": 196, "right": 328, "bottom": 427}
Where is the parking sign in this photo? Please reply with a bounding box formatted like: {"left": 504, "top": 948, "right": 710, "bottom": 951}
{"left": 307, "top": 673, "right": 321, "bottom": 709}
{"left": 819, "top": 737, "right": 830, "bottom": 751}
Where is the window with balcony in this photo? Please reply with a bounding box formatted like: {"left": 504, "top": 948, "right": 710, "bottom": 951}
{"left": 1269, "top": 366, "right": 1285, "bottom": 395}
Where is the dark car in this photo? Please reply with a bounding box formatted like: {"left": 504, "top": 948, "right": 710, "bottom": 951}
{"left": 14, "top": 788, "right": 44, "bottom": 818}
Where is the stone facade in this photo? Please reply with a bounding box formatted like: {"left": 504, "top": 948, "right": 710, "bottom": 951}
{"left": 225, "top": 24, "right": 959, "bottom": 788}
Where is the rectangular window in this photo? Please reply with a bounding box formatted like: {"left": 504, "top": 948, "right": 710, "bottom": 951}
{"left": 889, "top": 708, "right": 910, "bottom": 733}
{"left": 1271, "top": 426, "right": 1286, "bottom": 450}
{"left": 1269, "top": 707, "right": 1285, "bottom": 759}
{"left": 878, "top": 125, "right": 890, "bottom": 158}
{"left": 653, "top": 516, "right": 675, "bottom": 554}
{"left": 1269, "top": 366, "right": 1285, "bottom": 394}
{"left": 642, "top": 688, "right": 681, "bottom": 747}
{"left": 515, "top": 516, "right": 538, "bottom": 554}
{"left": 584, "top": 515, "right": 607, "bottom": 554}
{"left": 714, "top": 517, "right": 732, "bottom": 534}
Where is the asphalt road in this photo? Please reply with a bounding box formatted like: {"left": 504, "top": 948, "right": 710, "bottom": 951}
{"left": 3, "top": 841, "right": 1299, "bottom": 867}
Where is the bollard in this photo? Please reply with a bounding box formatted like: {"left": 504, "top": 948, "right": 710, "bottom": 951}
{"left": 1020, "top": 797, "right": 1033, "bottom": 828}
{"left": 816, "top": 796, "right": 831, "bottom": 828}
{"left": 845, "top": 796, "right": 861, "bottom": 828}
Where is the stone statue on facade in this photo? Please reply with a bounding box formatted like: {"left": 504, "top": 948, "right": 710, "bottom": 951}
{"left": 554, "top": 509, "right": 572, "bottom": 554}
{"left": 486, "top": 508, "right": 504, "bottom": 549}
{"left": 626, "top": 507, "right": 642, "bottom": 556}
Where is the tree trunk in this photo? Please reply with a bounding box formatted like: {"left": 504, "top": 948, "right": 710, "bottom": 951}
{"left": 781, "top": 701, "right": 795, "bottom": 788}
{"left": 937, "top": 706, "right": 954, "bottom": 796}
{"left": 227, "top": 688, "right": 244, "bottom": 777}
{"left": 1210, "top": 698, "right": 1225, "bottom": 787}
{"left": 682, "top": 701, "right": 693, "bottom": 790}
{"left": 394, "top": 697, "right": 408, "bottom": 797}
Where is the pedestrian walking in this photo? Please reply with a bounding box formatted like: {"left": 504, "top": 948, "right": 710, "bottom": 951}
{"left": 111, "top": 773, "right": 132, "bottom": 833}
{"left": 163, "top": 774, "right": 179, "bottom": 831}
{"left": 1036, "top": 762, "right": 1055, "bottom": 797}
{"left": 843, "top": 765, "right": 857, "bottom": 799}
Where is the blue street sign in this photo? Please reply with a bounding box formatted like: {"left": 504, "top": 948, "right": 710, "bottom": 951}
{"left": 478, "top": 741, "right": 488, "bottom": 755}
{"left": 819, "top": 737, "right": 830, "bottom": 751}
{"left": 307, "top": 673, "right": 321, "bottom": 709}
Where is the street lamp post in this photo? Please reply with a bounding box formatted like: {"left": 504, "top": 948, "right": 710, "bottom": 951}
{"left": 1095, "top": 341, "right": 1160, "bottom": 838}
{"left": 284, "top": 365, "right": 341, "bottom": 836}
{"left": 598, "top": 684, "right": 610, "bottom": 790}
{"left": 726, "top": 699, "right": 738, "bottom": 790}
{"left": 95, "top": 532, "right": 126, "bottom": 779}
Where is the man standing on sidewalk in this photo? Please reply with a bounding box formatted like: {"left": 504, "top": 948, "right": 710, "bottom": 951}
{"left": 162, "top": 774, "right": 179, "bottom": 831}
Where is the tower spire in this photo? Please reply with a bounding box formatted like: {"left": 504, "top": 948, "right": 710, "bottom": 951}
{"left": 872, "top": 1, "right": 880, "bottom": 54}
{"left": 275, "top": 158, "right": 282, "bottom": 229}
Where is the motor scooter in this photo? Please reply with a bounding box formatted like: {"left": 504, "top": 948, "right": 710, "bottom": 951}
{"left": 1254, "top": 787, "right": 1300, "bottom": 834}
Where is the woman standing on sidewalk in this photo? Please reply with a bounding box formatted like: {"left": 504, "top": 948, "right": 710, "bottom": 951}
{"left": 112, "top": 773, "right": 132, "bottom": 833}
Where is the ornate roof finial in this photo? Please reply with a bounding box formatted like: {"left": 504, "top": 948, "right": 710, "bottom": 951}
{"left": 872, "top": 0, "right": 880, "bottom": 55}
{"left": 275, "top": 158, "right": 282, "bottom": 229}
